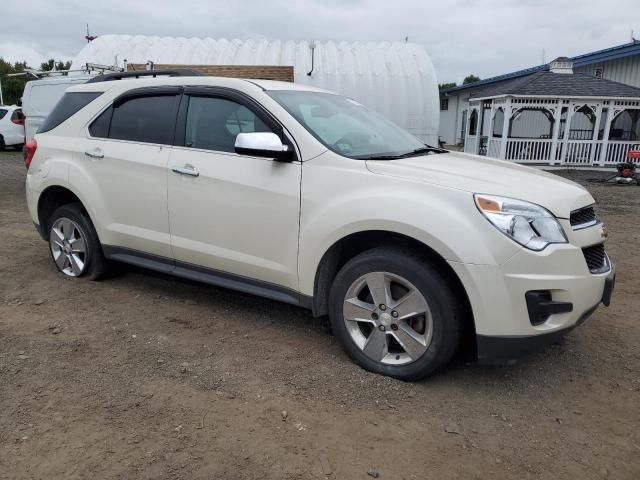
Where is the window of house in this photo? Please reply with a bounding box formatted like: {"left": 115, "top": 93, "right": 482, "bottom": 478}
{"left": 440, "top": 98, "right": 449, "bottom": 111}
{"left": 469, "top": 109, "right": 478, "bottom": 136}
{"left": 594, "top": 67, "right": 604, "bottom": 78}
{"left": 184, "top": 96, "right": 273, "bottom": 153}
{"left": 492, "top": 108, "right": 504, "bottom": 137}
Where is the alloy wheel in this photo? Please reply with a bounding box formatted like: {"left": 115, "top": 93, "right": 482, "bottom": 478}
{"left": 49, "top": 218, "right": 88, "bottom": 277}
{"left": 342, "top": 271, "right": 433, "bottom": 365}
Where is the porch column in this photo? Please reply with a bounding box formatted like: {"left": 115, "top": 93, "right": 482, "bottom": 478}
{"left": 560, "top": 103, "right": 575, "bottom": 163}
{"left": 598, "top": 107, "right": 614, "bottom": 165}
{"left": 475, "top": 106, "right": 486, "bottom": 154}
{"left": 589, "top": 103, "right": 603, "bottom": 165}
{"left": 462, "top": 108, "right": 472, "bottom": 153}
{"left": 486, "top": 102, "right": 495, "bottom": 156}
{"left": 499, "top": 99, "right": 511, "bottom": 159}
{"left": 549, "top": 103, "right": 563, "bottom": 165}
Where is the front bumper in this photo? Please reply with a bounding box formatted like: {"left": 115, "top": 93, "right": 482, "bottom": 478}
{"left": 448, "top": 243, "right": 615, "bottom": 363}
{"left": 475, "top": 262, "right": 614, "bottom": 364}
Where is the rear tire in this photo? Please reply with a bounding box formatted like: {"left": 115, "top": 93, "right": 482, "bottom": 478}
{"left": 48, "top": 203, "right": 108, "bottom": 280}
{"left": 0, "top": 135, "right": 5, "bottom": 151}
{"left": 329, "top": 248, "right": 461, "bottom": 380}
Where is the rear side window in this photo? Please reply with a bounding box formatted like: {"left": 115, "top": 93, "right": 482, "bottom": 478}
{"left": 89, "top": 106, "right": 112, "bottom": 138}
{"left": 39, "top": 92, "right": 102, "bottom": 133}
{"left": 0, "top": 109, "right": 7, "bottom": 120}
{"left": 107, "top": 95, "right": 179, "bottom": 144}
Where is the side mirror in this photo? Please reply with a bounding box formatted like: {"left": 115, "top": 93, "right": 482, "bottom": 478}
{"left": 234, "top": 132, "right": 293, "bottom": 161}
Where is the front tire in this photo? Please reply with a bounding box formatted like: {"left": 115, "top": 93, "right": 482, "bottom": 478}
{"left": 48, "top": 204, "right": 107, "bottom": 280}
{"left": 329, "top": 248, "right": 461, "bottom": 380}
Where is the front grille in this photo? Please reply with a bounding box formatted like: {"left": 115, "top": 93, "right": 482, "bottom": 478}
{"left": 582, "top": 243, "right": 607, "bottom": 273}
{"left": 570, "top": 206, "right": 597, "bottom": 228}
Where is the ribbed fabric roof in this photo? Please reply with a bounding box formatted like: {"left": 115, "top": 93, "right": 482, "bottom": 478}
{"left": 71, "top": 35, "right": 439, "bottom": 143}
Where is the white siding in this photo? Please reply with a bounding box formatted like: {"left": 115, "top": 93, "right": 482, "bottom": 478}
{"left": 574, "top": 55, "right": 640, "bottom": 88}
{"left": 71, "top": 35, "right": 440, "bottom": 145}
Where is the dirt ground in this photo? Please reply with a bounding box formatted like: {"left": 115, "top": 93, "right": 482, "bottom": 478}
{"left": 1, "top": 150, "right": 638, "bottom": 479}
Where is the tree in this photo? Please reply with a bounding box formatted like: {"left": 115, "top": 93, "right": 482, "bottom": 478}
{"left": 1, "top": 58, "right": 72, "bottom": 105}
{"left": 438, "top": 82, "right": 457, "bottom": 90}
{"left": 463, "top": 74, "right": 481, "bottom": 85}
{"left": 40, "top": 59, "right": 72, "bottom": 72}
{"left": 0, "top": 59, "right": 30, "bottom": 106}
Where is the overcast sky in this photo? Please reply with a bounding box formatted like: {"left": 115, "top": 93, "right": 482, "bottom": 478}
{"left": 2, "top": 0, "right": 639, "bottom": 83}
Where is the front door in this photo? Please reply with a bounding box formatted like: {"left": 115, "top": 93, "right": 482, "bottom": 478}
{"left": 167, "top": 92, "right": 301, "bottom": 291}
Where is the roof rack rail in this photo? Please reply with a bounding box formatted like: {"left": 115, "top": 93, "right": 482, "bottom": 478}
{"left": 86, "top": 69, "right": 204, "bottom": 83}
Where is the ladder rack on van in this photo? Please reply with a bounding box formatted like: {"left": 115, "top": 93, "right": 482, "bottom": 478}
{"left": 86, "top": 69, "right": 204, "bottom": 83}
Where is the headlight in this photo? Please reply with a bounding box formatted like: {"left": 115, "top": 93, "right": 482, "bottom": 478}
{"left": 474, "top": 194, "right": 567, "bottom": 251}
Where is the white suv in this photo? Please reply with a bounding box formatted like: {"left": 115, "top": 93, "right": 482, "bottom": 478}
{"left": 0, "top": 105, "right": 25, "bottom": 150}
{"left": 24, "top": 71, "right": 615, "bottom": 380}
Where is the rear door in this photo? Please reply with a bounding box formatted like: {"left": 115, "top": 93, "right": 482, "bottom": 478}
{"left": 71, "top": 87, "right": 181, "bottom": 258}
{"left": 166, "top": 88, "right": 301, "bottom": 291}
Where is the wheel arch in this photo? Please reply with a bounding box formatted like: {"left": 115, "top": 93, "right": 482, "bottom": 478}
{"left": 36, "top": 185, "right": 93, "bottom": 240}
{"left": 311, "top": 230, "right": 477, "bottom": 356}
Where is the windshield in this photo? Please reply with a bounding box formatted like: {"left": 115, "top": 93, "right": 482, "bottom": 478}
{"left": 267, "top": 90, "right": 429, "bottom": 159}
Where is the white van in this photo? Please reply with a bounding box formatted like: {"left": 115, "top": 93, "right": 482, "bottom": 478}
{"left": 21, "top": 76, "right": 91, "bottom": 142}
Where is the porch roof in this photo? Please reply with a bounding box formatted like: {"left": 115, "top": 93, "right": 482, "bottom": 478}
{"left": 469, "top": 71, "right": 640, "bottom": 101}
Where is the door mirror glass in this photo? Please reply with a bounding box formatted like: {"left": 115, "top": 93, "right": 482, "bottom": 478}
{"left": 235, "top": 132, "right": 293, "bottom": 161}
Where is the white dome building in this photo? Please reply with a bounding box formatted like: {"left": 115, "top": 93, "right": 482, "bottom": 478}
{"left": 72, "top": 35, "right": 440, "bottom": 144}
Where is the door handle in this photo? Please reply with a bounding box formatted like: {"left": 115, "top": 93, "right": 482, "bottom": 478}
{"left": 84, "top": 147, "right": 104, "bottom": 159}
{"left": 171, "top": 164, "right": 200, "bottom": 177}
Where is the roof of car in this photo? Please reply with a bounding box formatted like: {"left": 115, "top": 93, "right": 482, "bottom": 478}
{"left": 67, "top": 76, "right": 334, "bottom": 95}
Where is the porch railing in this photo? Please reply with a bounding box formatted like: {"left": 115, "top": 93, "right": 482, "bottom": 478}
{"left": 504, "top": 139, "right": 553, "bottom": 162}
{"left": 488, "top": 138, "right": 501, "bottom": 158}
{"left": 463, "top": 135, "right": 477, "bottom": 154}
{"left": 603, "top": 141, "right": 640, "bottom": 165}
{"left": 558, "top": 141, "right": 598, "bottom": 165}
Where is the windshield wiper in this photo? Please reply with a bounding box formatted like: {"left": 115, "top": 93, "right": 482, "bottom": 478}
{"left": 401, "top": 145, "right": 447, "bottom": 157}
{"left": 358, "top": 145, "right": 447, "bottom": 160}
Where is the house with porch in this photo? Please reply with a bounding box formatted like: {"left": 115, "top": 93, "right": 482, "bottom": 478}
{"left": 463, "top": 58, "right": 640, "bottom": 166}
{"left": 440, "top": 40, "right": 640, "bottom": 166}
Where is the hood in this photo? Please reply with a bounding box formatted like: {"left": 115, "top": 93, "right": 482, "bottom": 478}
{"left": 365, "top": 151, "right": 594, "bottom": 219}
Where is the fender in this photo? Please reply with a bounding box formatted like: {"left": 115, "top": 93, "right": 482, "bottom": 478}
{"left": 297, "top": 155, "right": 520, "bottom": 296}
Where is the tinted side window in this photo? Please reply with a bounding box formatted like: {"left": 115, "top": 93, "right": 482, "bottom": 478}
{"left": 185, "top": 96, "right": 273, "bottom": 153}
{"left": 11, "top": 109, "right": 25, "bottom": 122}
{"left": 40, "top": 92, "right": 102, "bottom": 133}
{"left": 89, "top": 107, "right": 113, "bottom": 138}
{"left": 109, "top": 95, "right": 179, "bottom": 145}
{"left": 0, "top": 109, "right": 7, "bottom": 120}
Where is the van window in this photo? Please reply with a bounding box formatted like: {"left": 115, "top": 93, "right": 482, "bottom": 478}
{"left": 39, "top": 92, "right": 102, "bottom": 133}
{"left": 27, "top": 83, "right": 78, "bottom": 116}
{"left": 108, "top": 95, "right": 179, "bottom": 145}
{"left": 184, "top": 96, "right": 272, "bottom": 152}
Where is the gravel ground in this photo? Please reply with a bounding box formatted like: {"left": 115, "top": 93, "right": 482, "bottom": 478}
{"left": 1, "top": 151, "right": 639, "bottom": 479}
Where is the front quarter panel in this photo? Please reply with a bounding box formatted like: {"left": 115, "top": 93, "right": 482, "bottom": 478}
{"left": 297, "top": 152, "right": 522, "bottom": 296}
